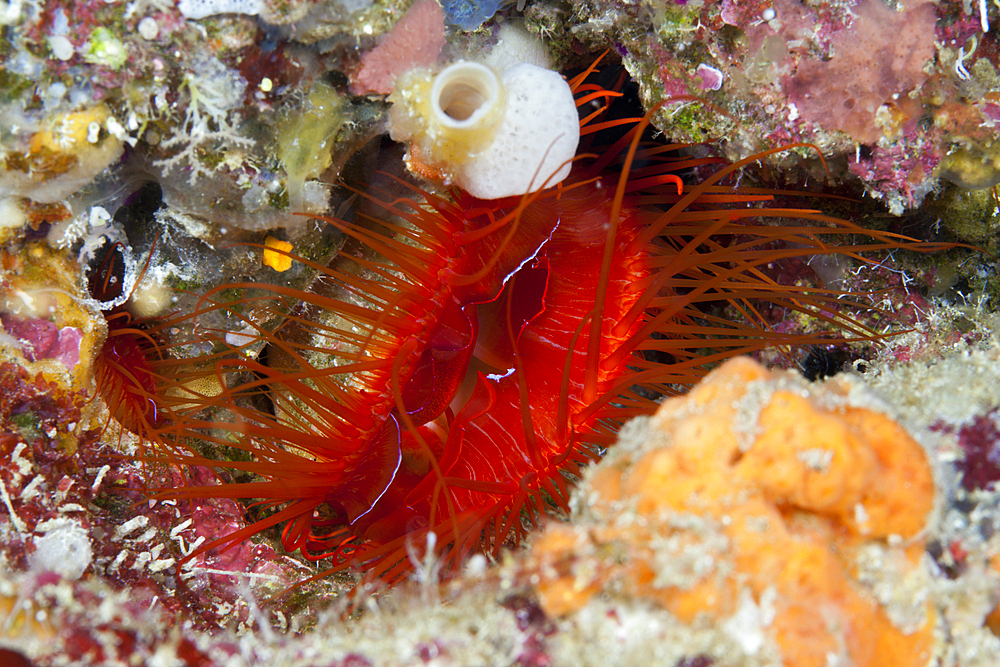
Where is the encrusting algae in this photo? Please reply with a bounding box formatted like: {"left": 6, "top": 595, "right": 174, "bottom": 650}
{"left": 529, "top": 356, "right": 938, "bottom": 667}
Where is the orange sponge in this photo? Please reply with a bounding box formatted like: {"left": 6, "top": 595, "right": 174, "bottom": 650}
{"left": 530, "top": 357, "right": 937, "bottom": 667}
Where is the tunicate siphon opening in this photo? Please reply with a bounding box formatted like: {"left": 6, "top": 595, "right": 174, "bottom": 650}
{"left": 441, "top": 82, "right": 485, "bottom": 121}
{"left": 432, "top": 62, "right": 501, "bottom": 129}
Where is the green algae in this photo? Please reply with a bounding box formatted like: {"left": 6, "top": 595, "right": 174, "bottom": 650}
{"left": 276, "top": 82, "right": 346, "bottom": 214}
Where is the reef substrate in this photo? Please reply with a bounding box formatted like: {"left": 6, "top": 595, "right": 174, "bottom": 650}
{"left": 5, "top": 339, "right": 1000, "bottom": 665}
{"left": 2, "top": 0, "right": 1000, "bottom": 664}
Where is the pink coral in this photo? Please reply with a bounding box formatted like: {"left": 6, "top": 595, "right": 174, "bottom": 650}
{"left": 350, "top": 0, "right": 446, "bottom": 96}
{"left": 782, "top": 0, "right": 936, "bottom": 143}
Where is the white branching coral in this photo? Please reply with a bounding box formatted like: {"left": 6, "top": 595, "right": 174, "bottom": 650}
{"left": 153, "top": 55, "right": 255, "bottom": 185}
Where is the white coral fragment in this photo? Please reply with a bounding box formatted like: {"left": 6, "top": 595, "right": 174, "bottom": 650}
{"left": 153, "top": 55, "right": 254, "bottom": 185}
{"left": 31, "top": 518, "right": 93, "bottom": 580}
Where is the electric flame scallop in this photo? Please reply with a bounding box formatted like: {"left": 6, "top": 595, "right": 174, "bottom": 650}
{"left": 143, "top": 62, "right": 951, "bottom": 590}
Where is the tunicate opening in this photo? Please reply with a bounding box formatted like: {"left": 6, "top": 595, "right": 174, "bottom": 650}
{"left": 441, "top": 82, "right": 486, "bottom": 121}
{"left": 432, "top": 62, "right": 501, "bottom": 129}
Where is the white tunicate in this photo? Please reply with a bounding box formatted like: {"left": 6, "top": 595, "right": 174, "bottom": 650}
{"left": 431, "top": 62, "right": 503, "bottom": 135}
{"left": 301, "top": 181, "right": 330, "bottom": 212}
{"left": 241, "top": 182, "right": 270, "bottom": 213}
{"left": 138, "top": 16, "right": 159, "bottom": 40}
{"left": 30, "top": 518, "right": 93, "bottom": 580}
{"left": 455, "top": 62, "right": 579, "bottom": 199}
{"left": 9, "top": 49, "right": 43, "bottom": 77}
{"left": 47, "top": 35, "right": 73, "bottom": 60}
{"left": 42, "top": 81, "right": 67, "bottom": 110}
{"left": 1, "top": 0, "right": 24, "bottom": 25}
{"left": 482, "top": 22, "right": 554, "bottom": 72}
{"left": 106, "top": 116, "right": 126, "bottom": 141}
{"left": 762, "top": 7, "right": 776, "bottom": 20}
{"left": 390, "top": 59, "right": 579, "bottom": 200}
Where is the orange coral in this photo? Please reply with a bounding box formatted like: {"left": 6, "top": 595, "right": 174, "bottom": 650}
{"left": 262, "top": 235, "right": 293, "bottom": 272}
{"left": 530, "top": 356, "right": 937, "bottom": 667}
